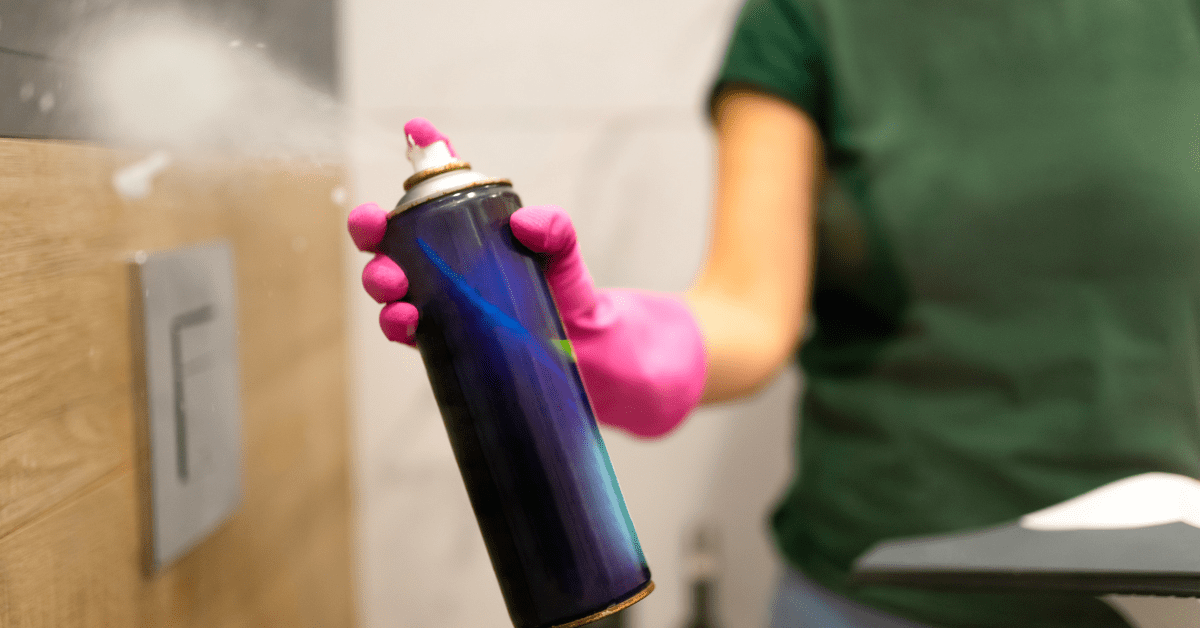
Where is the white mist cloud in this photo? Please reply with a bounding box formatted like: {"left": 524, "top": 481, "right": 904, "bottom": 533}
{"left": 77, "top": 10, "right": 343, "bottom": 162}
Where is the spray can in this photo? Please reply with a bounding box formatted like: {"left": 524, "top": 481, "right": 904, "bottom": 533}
{"left": 377, "top": 119, "right": 653, "bottom": 628}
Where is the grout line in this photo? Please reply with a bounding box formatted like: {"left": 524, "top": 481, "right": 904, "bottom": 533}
{"left": 0, "top": 463, "right": 132, "bottom": 544}
{"left": 0, "top": 46, "right": 60, "bottom": 62}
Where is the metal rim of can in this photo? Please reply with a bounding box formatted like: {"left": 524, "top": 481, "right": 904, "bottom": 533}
{"left": 550, "top": 580, "right": 655, "bottom": 628}
{"left": 403, "top": 161, "right": 473, "bottom": 191}
{"left": 389, "top": 177, "right": 514, "bottom": 218}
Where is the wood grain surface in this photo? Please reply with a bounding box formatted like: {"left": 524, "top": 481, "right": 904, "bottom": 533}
{"left": 0, "top": 138, "right": 356, "bottom": 627}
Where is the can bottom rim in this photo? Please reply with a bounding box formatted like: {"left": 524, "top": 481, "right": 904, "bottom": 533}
{"left": 551, "top": 580, "right": 655, "bottom": 628}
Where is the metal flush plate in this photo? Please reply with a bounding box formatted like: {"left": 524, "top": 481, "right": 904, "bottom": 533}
{"left": 132, "top": 240, "right": 243, "bottom": 572}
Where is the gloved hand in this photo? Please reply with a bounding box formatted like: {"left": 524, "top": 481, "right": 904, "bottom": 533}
{"left": 348, "top": 202, "right": 708, "bottom": 438}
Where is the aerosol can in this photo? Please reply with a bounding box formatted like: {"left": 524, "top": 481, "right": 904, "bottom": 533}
{"left": 377, "top": 119, "right": 654, "bottom": 628}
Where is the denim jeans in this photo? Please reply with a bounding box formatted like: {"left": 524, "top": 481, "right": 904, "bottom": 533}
{"left": 769, "top": 567, "right": 939, "bottom": 628}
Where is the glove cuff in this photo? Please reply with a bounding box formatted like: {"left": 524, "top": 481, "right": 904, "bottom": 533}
{"left": 575, "top": 289, "right": 707, "bottom": 439}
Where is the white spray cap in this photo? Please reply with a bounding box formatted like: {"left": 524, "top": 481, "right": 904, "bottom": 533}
{"left": 404, "top": 117, "right": 461, "bottom": 172}
{"left": 392, "top": 118, "right": 508, "bottom": 216}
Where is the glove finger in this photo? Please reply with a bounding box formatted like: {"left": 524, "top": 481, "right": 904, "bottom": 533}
{"left": 348, "top": 202, "right": 388, "bottom": 251}
{"left": 510, "top": 205, "right": 597, "bottom": 320}
{"left": 380, "top": 301, "right": 419, "bottom": 346}
{"left": 363, "top": 253, "right": 409, "bottom": 303}
{"left": 510, "top": 204, "right": 577, "bottom": 255}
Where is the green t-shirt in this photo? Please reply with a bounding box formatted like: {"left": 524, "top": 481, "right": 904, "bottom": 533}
{"left": 713, "top": 1, "right": 1200, "bottom": 626}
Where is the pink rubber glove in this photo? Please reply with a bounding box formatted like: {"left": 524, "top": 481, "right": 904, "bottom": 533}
{"left": 348, "top": 203, "right": 707, "bottom": 438}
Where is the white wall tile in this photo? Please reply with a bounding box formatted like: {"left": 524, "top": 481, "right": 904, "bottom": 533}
{"left": 342, "top": 0, "right": 742, "bottom": 111}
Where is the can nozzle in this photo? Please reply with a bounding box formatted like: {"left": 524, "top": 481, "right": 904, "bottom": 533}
{"left": 404, "top": 118, "right": 460, "bottom": 173}
{"left": 393, "top": 118, "right": 506, "bottom": 215}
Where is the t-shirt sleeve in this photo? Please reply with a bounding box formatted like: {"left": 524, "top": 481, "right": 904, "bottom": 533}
{"left": 709, "top": 0, "right": 829, "bottom": 127}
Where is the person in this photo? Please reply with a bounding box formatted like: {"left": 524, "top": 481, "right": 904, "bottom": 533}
{"left": 348, "top": 0, "right": 1200, "bottom": 625}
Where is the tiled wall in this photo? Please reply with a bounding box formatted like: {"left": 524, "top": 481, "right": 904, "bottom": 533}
{"left": 340, "top": 1, "right": 801, "bottom": 626}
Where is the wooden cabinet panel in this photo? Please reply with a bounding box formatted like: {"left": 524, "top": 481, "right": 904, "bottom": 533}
{"left": 0, "top": 138, "right": 356, "bottom": 627}
{"left": 0, "top": 474, "right": 139, "bottom": 628}
{"left": 0, "top": 395, "right": 128, "bottom": 539}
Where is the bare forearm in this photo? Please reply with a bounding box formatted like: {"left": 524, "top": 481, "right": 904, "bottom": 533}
{"left": 683, "top": 287, "right": 805, "bottom": 402}
{"left": 685, "top": 88, "right": 822, "bottom": 404}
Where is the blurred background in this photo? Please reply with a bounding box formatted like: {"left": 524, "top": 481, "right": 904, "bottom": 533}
{"left": 0, "top": 0, "right": 800, "bottom": 626}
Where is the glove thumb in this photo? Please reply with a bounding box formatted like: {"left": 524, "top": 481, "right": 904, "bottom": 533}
{"left": 509, "top": 205, "right": 597, "bottom": 321}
